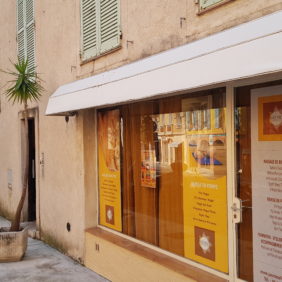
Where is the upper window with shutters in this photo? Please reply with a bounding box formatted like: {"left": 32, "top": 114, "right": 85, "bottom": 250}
{"left": 81, "top": 0, "right": 121, "bottom": 61}
{"left": 17, "top": 0, "right": 35, "bottom": 70}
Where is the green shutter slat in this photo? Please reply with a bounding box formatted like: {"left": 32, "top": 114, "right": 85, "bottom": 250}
{"left": 83, "top": 15, "right": 97, "bottom": 27}
{"left": 26, "top": 0, "right": 34, "bottom": 24}
{"left": 100, "top": 0, "right": 116, "bottom": 14}
{"left": 84, "top": 30, "right": 97, "bottom": 41}
{"left": 17, "top": 0, "right": 35, "bottom": 68}
{"left": 101, "top": 17, "right": 117, "bottom": 29}
{"left": 18, "top": 30, "right": 25, "bottom": 61}
{"left": 100, "top": 0, "right": 116, "bottom": 9}
{"left": 82, "top": 3, "right": 96, "bottom": 27}
{"left": 100, "top": 6, "right": 117, "bottom": 24}
{"left": 84, "top": 30, "right": 97, "bottom": 40}
{"left": 81, "top": 0, "right": 98, "bottom": 60}
{"left": 101, "top": 14, "right": 117, "bottom": 25}
{"left": 82, "top": 0, "right": 94, "bottom": 11}
{"left": 17, "top": 0, "right": 24, "bottom": 31}
{"left": 17, "top": 0, "right": 25, "bottom": 61}
{"left": 100, "top": 0, "right": 120, "bottom": 54}
{"left": 102, "top": 31, "right": 117, "bottom": 42}
{"left": 84, "top": 38, "right": 97, "bottom": 49}
{"left": 26, "top": 23, "right": 35, "bottom": 70}
{"left": 83, "top": 26, "right": 96, "bottom": 38}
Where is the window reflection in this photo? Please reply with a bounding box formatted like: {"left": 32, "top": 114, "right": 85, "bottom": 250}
{"left": 98, "top": 88, "right": 228, "bottom": 272}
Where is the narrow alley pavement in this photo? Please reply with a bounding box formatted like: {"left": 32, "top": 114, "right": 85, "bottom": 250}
{"left": 0, "top": 217, "right": 109, "bottom": 282}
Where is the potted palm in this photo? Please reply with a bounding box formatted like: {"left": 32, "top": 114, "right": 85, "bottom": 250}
{"left": 0, "top": 58, "right": 43, "bottom": 262}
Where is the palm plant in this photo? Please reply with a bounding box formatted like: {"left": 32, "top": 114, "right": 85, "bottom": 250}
{"left": 2, "top": 58, "right": 43, "bottom": 232}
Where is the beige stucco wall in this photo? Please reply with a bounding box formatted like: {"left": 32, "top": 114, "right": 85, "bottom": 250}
{"left": 0, "top": 0, "right": 22, "bottom": 219}
{"left": 0, "top": 0, "right": 86, "bottom": 260}
{"left": 78, "top": 0, "right": 282, "bottom": 78}
{"left": 34, "top": 0, "right": 85, "bottom": 259}
{"left": 0, "top": 0, "right": 281, "bottom": 264}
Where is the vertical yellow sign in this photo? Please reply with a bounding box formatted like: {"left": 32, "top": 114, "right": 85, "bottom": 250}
{"left": 98, "top": 109, "right": 122, "bottom": 232}
{"left": 183, "top": 134, "right": 228, "bottom": 273}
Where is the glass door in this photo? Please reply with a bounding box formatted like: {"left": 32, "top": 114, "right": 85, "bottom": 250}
{"left": 235, "top": 84, "right": 282, "bottom": 282}
{"left": 235, "top": 87, "right": 253, "bottom": 281}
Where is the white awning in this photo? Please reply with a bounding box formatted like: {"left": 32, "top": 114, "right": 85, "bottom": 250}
{"left": 46, "top": 11, "right": 282, "bottom": 115}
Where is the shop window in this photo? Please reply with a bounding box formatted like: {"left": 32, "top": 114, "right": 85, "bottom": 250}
{"left": 81, "top": 0, "right": 121, "bottom": 61}
{"left": 97, "top": 88, "right": 228, "bottom": 273}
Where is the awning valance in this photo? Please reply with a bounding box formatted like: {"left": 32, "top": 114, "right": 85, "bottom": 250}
{"left": 46, "top": 11, "right": 282, "bottom": 115}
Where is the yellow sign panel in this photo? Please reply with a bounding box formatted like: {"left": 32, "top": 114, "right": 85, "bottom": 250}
{"left": 98, "top": 110, "right": 122, "bottom": 232}
{"left": 183, "top": 134, "right": 228, "bottom": 273}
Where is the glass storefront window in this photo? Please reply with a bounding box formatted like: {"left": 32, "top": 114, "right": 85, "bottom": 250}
{"left": 98, "top": 88, "right": 228, "bottom": 273}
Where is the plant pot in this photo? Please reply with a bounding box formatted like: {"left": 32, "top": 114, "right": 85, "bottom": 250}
{"left": 0, "top": 227, "right": 28, "bottom": 262}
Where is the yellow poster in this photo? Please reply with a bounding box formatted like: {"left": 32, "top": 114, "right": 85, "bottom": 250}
{"left": 183, "top": 134, "right": 228, "bottom": 273}
{"left": 98, "top": 109, "right": 122, "bottom": 232}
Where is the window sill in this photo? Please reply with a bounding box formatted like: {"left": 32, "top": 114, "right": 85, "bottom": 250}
{"left": 197, "top": 0, "right": 235, "bottom": 15}
{"left": 80, "top": 46, "right": 122, "bottom": 66}
{"left": 85, "top": 227, "right": 228, "bottom": 282}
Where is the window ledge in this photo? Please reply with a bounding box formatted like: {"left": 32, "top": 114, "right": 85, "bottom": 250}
{"left": 197, "top": 0, "right": 235, "bottom": 15}
{"left": 80, "top": 46, "right": 122, "bottom": 66}
{"left": 86, "top": 227, "right": 228, "bottom": 282}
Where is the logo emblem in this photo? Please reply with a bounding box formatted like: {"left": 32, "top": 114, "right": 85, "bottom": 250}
{"left": 269, "top": 106, "right": 282, "bottom": 129}
{"left": 199, "top": 233, "right": 212, "bottom": 254}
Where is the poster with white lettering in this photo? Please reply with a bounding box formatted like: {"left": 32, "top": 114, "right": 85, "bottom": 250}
{"left": 251, "top": 86, "right": 282, "bottom": 282}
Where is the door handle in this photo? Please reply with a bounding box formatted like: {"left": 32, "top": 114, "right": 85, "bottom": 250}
{"left": 231, "top": 198, "right": 242, "bottom": 224}
{"left": 232, "top": 199, "right": 252, "bottom": 210}
{"left": 231, "top": 198, "right": 253, "bottom": 224}
{"left": 231, "top": 203, "right": 241, "bottom": 212}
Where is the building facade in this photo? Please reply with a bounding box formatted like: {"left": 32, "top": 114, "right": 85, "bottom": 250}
{"left": 1, "top": 0, "right": 282, "bottom": 281}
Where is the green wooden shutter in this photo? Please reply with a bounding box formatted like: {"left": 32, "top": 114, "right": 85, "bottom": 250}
{"left": 100, "top": 0, "right": 120, "bottom": 54}
{"left": 17, "top": 0, "right": 25, "bottom": 61}
{"left": 17, "top": 0, "right": 35, "bottom": 70}
{"left": 25, "top": 0, "right": 35, "bottom": 70}
{"left": 81, "top": 0, "right": 98, "bottom": 60}
{"left": 199, "top": 0, "right": 224, "bottom": 10}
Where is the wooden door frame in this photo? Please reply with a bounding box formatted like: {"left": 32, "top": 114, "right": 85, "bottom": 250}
{"left": 19, "top": 107, "right": 40, "bottom": 229}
